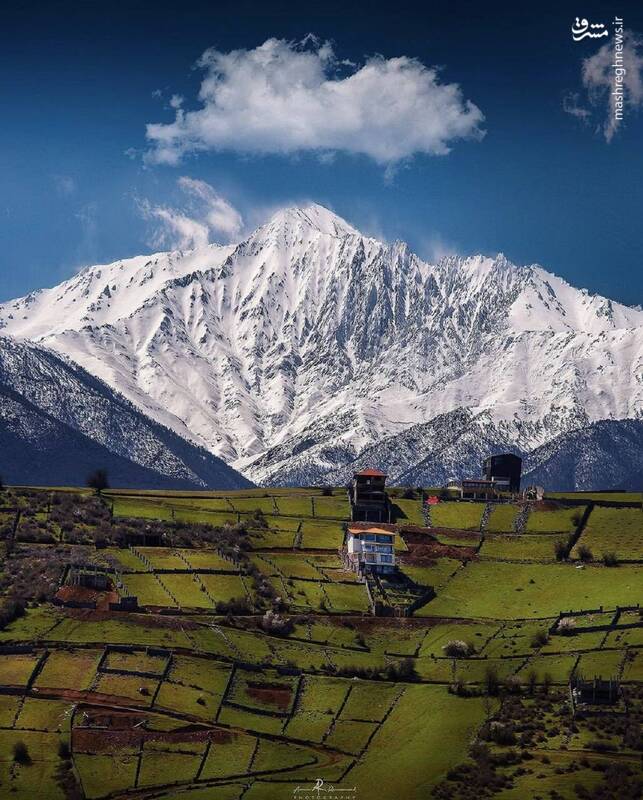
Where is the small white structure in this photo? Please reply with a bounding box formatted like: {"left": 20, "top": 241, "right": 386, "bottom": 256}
{"left": 344, "top": 526, "right": 396, "bottom": 575}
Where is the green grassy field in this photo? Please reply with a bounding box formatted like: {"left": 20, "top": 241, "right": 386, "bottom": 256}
{"left": 430, "top": 502, "right": 485, "bottom": 530}
{"left": 0, "top": 485, "right": 640, "bottom": 800}
{"left": 572, "top": 506, "right": 643, "bottom": 560}
{"left": 486, "top": 504, "right": 520, "bottom": 532}
{"left": 526, "top": 504, "right": 585, "bottom": 533}
{"left": 394, "top": 498, "right": 425, "bottom": 525}
{"left": 480, "top": 533, "right": 560, "bottom": 561}
{"left": 547, "top": 491, "right": 641, "bottom": 503}
{"left": 424, "top": 561, "right": 641, "bottom": 619}
{"left": 36, "top": 649, "right": 102, "bottom": 690}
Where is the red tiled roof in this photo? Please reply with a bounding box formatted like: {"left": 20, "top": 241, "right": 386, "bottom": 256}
{"left": 348, "top": 525, "right": 396, "bottom": 536}
{"left": 354, "top": 468, "right": 387, "bottom": 477}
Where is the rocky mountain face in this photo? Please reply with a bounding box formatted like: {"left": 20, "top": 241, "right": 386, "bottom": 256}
{"left": 0, "top": 337, "right": 252, "bottom": 489}
{"left": 522, "top": 419, "right": 643, "bottom": 491}
{"left": 1, "top": 203, "right": 641, "bottom": 488}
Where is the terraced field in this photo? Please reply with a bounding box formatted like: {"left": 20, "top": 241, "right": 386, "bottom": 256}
{"left": 430, "top": 501, "right": 485, "bottom": 531}
{"left": 0, "top": 486, "right": 640, "bottom": 799}
{"left": 572, "top": 506, "right": 642, "bottom": 561}
{"left": 526, "top": 504, "right": 586, "bottom": 533}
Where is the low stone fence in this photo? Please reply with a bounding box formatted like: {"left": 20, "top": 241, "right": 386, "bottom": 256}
{"left": 550, "top": 604, "right": 640, "bottom": 635}
{"left": 0, "top": 644, "right": 34, "bottom": 655}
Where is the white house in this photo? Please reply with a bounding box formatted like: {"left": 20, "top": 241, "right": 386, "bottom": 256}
{"left": 344, "top": 526, "right": 396, "bottom": 575}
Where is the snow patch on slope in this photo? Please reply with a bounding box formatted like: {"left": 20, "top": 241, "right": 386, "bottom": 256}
{"left": 1, "top": 204, "right": 641, "bottom": 485}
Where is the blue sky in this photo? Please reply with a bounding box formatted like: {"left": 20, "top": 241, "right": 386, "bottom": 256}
{"left": 1, "top": 0, "right": 642, "bottom": 305}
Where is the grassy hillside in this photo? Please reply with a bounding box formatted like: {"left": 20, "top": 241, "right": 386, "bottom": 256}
{"left": 0, "top": 486, "right": 640, "bottom": 799}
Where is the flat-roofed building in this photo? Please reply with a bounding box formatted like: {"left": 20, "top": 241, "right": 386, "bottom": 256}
{"left": 460, "top": 478, "right": 510, "bottom": 500}
{"left": 483, "top": 453, "right": 522, "bottom": 493}
{"left": 344, "top": 526, "right": 396, "bottom": 575}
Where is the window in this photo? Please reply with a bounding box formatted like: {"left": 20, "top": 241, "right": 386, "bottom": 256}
{"left": 362, "top": 543, "right": 392, "bottom": 554}
{"left": 376, "top": 534, "right": 393, "bottom": 543}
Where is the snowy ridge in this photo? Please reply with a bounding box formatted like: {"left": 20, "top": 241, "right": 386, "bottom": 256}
{"left": 0, "top": 336, "right": 252, "bottom": 489}
{"left": 1, "top": 202, "right": 641, "bottom": 486}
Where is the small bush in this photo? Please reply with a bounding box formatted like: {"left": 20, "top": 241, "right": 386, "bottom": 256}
{"left": 577, "top": 544, "right": 593, "bottom": 563}
{"left": 489, "top": 721, "right": 517, "bottom": 745}
{"left": 587, "top": 739, "right": 616, "bottom": 753}
{"left": 58, "top": 741, "right": 71, "bottom": 759}
{"left": 602, "top": 551, "right": 618, "bottom": 567}
{"left": 557, "top": 617, "right": 577, "bottom": 635}
{"left": 504, "top": 675, "right": 523, "bottom": 695}
{"left": 554, "top": 540, "right": 569, "bottom": 561}
{"left": 526, "top": 669, "right": 538, "bottom": 695}
{"left": 215, "top": 597, "right": 252, "bottom": 615}
{"left": 260, "top": 609, "right": 294, "bottom": 636}
{"left": 86, "top": 469, "right": 109, "bottom": 493}
{"left": 484, "top": 666, "right": 500, "bottom": 696}
{"left": 13, "top": 741, "right": 31, "bottom": 764}
{"left": 443, "top": 640, "right": 474, "bottom": 658}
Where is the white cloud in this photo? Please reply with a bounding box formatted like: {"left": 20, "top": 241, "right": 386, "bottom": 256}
{"left": 144, "top": 36, "right": 484, "bottom": 167}
{"left": 53, "top": 174, "right": 76, "bottom": 196}
{"left": 138, "top": 177, "right": 243, "bottom": 250}
{"left": 565, "top": 30, "right": 643, "bottom": 141}
{"left": 562, "top": 92, "right": 591, "bottom": 122}
{"left": 139, "top": 199, "right": 211, "bottom": 250}
{"left": 420, "top": 233, "right": 462, "bottom": 263}
{"left": 177, "top": 176, "right": 243, "bottom": 239}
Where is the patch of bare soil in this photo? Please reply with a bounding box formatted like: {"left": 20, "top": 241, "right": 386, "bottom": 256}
{"left": 401, "top": 541, "right": 477, "bottom": 564}
{"left": 63, "top": 607, "right": 200, "bottom": 630}
{"left": 72, "top": 709, "right": 231, "bottom": 754}
{"left": 348, "top": 616, "right": 444, "bottom": 632}
{"left": 407, "top": 527, "right": 480, "bottom": 542}
{"left": 246, "top": 682, "right": 293, "bottom": 711}
{"left": 532, "top": 500, "right": 565, "bottom": 511}
{"left": 54, "top": 585, "right": 119, "bottom": 610}
{"left": 54, "top": 585, "right": 100, "bottom": 605}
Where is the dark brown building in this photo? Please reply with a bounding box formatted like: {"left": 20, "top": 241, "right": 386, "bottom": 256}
{"left": 483, "top": 453, "right": 522, "bottom": 493}
{"left": 571, "top": 676, "right": 620, "bottom": 706}
{"left": 349, "top": 468, "right": 391, "bottom": 523}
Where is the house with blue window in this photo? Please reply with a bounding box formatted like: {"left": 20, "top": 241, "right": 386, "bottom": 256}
{"left": 344, "top": 526, "right": 396, "bottom": 575}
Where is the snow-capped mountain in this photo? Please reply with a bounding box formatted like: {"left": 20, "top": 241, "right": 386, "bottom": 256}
{"left": 522, "top": 419, "right": 643, "bottom": 491}
{"left": 1, "top": 203, "right": 641, "bottom": 486}
{"left": 0, "top": 337, "right": 252, "bottom": 489}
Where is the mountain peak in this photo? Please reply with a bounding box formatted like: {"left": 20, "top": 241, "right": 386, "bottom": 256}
{"left": 265, "top": 203, "right": 360, "bottom": 239}
{"left": 1, "top": 205, "right": 641, "bottom": 487}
